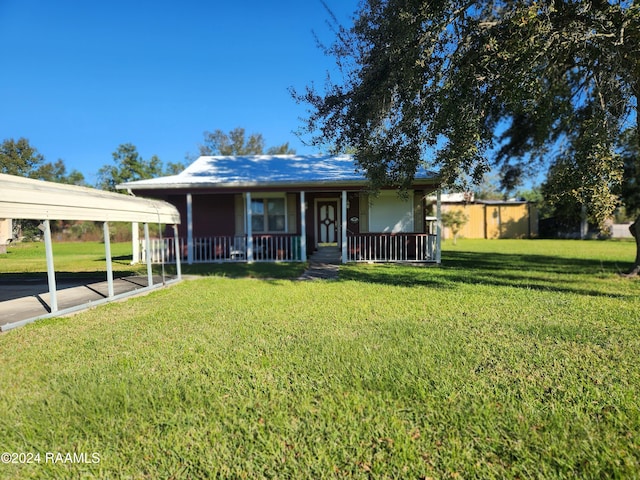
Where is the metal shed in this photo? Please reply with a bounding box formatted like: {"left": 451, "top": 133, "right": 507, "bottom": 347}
{"left": 0, "top": 173, "right": 182, "bottom": 330}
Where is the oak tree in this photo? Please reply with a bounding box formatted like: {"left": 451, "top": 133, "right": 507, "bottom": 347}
{"left": 0, "top": 137, "right": 85, "bottom": 184}
{"left": 295, "top": 0, "right": 639, "bottom": 274}
{"left": 197, "top": 127, "right": 295, "bottom": 156}
{"left": 97, "top": 143, "right": 179, "bottom": 191}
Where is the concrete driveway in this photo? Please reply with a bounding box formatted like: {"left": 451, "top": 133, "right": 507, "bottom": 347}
{"left": 0, "top": 275, "right": 175, "bottom": 330}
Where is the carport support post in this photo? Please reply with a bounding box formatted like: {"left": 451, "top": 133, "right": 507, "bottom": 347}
{"left": 173, "top": 224, "right": 182, "bottom": 280}
{"left": 144, "top": 223, "right": 154, "bottom": 287}
{"left": 103, "top": 222, "right": 114, "bottom": 298}
{"left": 43, "top": 219, "right": 58, "bottom": 313}
{"left": 131, "top": 222, "right": 139, "bottom": 264}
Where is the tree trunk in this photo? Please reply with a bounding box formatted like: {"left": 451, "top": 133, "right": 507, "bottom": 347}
{"left": 624, "top": 215, "right": 640, "bottom": 277}
{"left": 628, "top": 84, "right": 640, "bottom": 277}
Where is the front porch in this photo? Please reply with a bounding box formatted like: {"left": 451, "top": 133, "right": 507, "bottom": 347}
{"left": 140, "top": 232, "right": 440, "bottom": 264}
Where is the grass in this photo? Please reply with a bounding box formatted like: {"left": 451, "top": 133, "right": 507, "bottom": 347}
{"left": 0, "top": 241, "right": 146, "bottom": 278}
{"left": 0, "top": 239, "right": 639, "bottom": 478}
{"left": 0, "top": 241, "right": 306, "bottom": 280}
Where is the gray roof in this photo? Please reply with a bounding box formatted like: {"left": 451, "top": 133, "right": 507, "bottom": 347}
{"left": 119, "top": 154, "right": 439, "bottom": 190}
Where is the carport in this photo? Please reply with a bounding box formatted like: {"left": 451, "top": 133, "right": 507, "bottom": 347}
{"left": 0, "top": 173, "right": 181, "bottom": 331}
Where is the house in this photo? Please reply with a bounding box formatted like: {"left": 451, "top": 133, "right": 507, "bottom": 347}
{"left": 436, "top": 193, "right": 538, "bottom": 240}
{"left": 118, "top": 154, "right": 443, "bottom": 264}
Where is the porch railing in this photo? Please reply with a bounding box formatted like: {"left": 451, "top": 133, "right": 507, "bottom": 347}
{"left": 140, "top": 233, "right": 438, "bottom": 264}
{"left": 347, "top": 233, "right": 437, "bottom": 263}
{"left": 251, "top": 234, "right": 303, "bottom": 262}
{"left": 140, "top": 234, "right": 303, "bottom": 264}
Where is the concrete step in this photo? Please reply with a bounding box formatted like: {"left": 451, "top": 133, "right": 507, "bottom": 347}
{"left": 309, "top": 247, "right": 341, "bottom": 264}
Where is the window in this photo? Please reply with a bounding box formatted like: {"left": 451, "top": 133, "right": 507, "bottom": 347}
{"left": 369, "top": 190, "right": 414, "bottom": 233}
{"left": 251, "top": 197, "right": 286, "bottom": 232}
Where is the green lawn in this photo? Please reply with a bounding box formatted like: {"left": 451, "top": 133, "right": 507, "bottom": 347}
{"left": 1, "top": 239, "right": 639, "bottom": 478}
{"left": 0, "top": 241, "right": 145, "bottom": 277}
{"left": 0, "top": 241, "right": 306, "bottom": 280}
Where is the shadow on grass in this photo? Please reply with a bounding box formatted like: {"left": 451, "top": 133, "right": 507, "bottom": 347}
{"left": 338, "top": 251, "right": 634, "bottom": 299}
{"left": 163, "top": 262, "right": 308, "bottom": 280}
{"left": 443, "top": 251, "right": 629, "bottom": 276}
{"left": 0, "top": 263, "right": 307, "bottom": 304}
{"left": 98, "top": 255, "right": 136, "bottom": 264}
{"left": 0, "top": 270, "right": 139, "bottom": 283}
{"left": 0, "top": 262, "right": 307, "bottom": 283}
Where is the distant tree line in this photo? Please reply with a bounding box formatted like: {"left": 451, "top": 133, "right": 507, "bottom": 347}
{"left": 0, "top": 137, "right": 86, "bottom": 185}
{"left": 1, "top": 127, "right": 296, "bottom": 191}
{"left": 1, "top": 128, "right": 296, "bottom": 241}
{"left": 195, "top": 127, "right": 295, "bottom": 157}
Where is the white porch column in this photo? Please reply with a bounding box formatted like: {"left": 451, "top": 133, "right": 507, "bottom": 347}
{"left": 144, "top": 223, "right": 154, "bottom": 287}
{"left": 436, "top": 188, "right": 442, "bottom": 264}
{"left": 131, "top": 222, "right": 139, "bottom": 264}
{"left": 173, "top": 224, "right": 182, "bottom": 280}
{"left": 300, "top": 191, "right": 307, "bottom": 261}
{"left": 103, "top": 222, "right": 114, "bottom": 298}
{"left": 43, "top": 219, "right": 58, "bottom": 313}
{"left": 341, "top": 191, "right": 347, "bottom": 263}
{"left": 245, "top": 192, "right": 253, "bottom": 261}
{"left": 186, "top": 193, "right": 193, "bottom": 264}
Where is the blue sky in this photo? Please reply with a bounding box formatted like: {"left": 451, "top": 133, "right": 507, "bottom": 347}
{"left": 0, "top": 0, "right": 359, "bottom": 183}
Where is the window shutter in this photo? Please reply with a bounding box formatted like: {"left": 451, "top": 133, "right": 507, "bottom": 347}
{"left": 287, "top": 193, "right": 297, "bottom": 233}
{"left": 234, "top": 194, "right": 245, "bottom": 235}
{"left": 359, "top": 193, "right": 369, "bottom": 233}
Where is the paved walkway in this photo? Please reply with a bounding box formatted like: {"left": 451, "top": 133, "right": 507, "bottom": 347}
{"left": 298, "top": 246, "right": 341, "bottom": 280}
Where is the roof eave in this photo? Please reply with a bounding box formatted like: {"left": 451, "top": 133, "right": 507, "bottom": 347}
{"left": 117, "top": 177, "right": 441, "bottom": 192}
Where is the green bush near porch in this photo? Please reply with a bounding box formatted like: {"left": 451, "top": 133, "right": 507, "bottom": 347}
{"left": 0, "top": 239, "right": 639, "bottom": 478}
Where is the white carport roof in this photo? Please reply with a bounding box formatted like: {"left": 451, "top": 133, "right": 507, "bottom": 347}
{"left": 0, "top": 173, "right": 180, "bottom": 224}
{"left": 0, "top": 173, "right": 182, "bottom": 332}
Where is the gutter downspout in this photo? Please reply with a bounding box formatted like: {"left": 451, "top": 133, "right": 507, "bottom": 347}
{"left": 103, "top": 221, "right": 114, "bottom": 298}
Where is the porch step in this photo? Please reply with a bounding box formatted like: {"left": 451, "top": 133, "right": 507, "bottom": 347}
{"left": 298, "top": 247, "right": 341, "bottom": 281}
{"left": 309, "top": 246, "right": 341, "bottom": 264}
